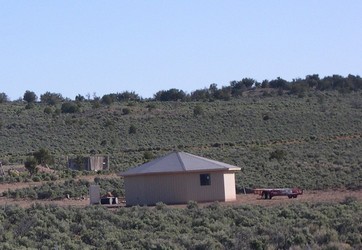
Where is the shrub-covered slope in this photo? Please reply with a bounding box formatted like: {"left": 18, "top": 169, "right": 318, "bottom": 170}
{"left": 0, "top": 201, "right": 361, "bottom": 249}
{"left": 0, "top": 91, "right": 361, "bottom": 189}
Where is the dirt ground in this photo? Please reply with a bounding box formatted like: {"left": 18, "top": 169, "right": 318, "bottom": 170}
{"left": 0, "top": 173, "right": 118, "bottom": 194}
{"left": 0, "top": 174, "right": 119, "bottom": 208}
{"left": 232, "top": 189, "right": 362, "bottom": 207}
{"left": 0, "top": 183, "right": 361, "bottom": 209}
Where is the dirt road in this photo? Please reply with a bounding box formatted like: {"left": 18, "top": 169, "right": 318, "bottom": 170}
{"left": 232, "top": 189, "right": 362, "bottom": 207}
{"left": 0, "top": 173, "right": 118, "bottom": 194}
{"left": 0, "top": 188, "right": 361, "bottom": 209}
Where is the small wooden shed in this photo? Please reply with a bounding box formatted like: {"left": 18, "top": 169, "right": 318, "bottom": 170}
{"left": 120, "top": 151, "right": 241, "bottom": 206}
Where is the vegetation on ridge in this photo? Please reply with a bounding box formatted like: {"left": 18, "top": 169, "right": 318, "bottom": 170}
{"left": 0, "top": 74, "right": 361, "bottom": 250}
{"left": 0, "top": 89, "right": 362, "bottom": 190}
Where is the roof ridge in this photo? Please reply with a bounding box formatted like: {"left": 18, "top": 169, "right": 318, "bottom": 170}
{"left": 175, "top": 151, "right": 187, "bottom": 171}
{"left": 120, "top": 151, "right": 240, "bottom": 177}
{"left": 184, "top": 152, "right": 236, "bottom": 169}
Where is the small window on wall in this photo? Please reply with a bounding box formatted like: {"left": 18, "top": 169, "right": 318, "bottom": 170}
{"left": 200, "top": 174, "right": 211, "bottom": 186}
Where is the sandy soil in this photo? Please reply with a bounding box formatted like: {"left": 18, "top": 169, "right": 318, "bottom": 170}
{"left": 0, "top": 188, "right": 361, "bottom": 209}
{"left": 0, "top": 174, "right": 119, "bottom": 208}
{"left": 231, "top": 189, "right": 362, "bottom": 207}
{"left": 0, "top": 173, "right": 118, "bottom": 194}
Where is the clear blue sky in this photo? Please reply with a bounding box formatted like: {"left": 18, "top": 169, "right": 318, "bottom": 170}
{"left": 1, "top": 1, "right": 361, "bottom": 100}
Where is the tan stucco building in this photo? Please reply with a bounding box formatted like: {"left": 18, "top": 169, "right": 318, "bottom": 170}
{"left": 120, "top": 151, "right": 241, "bottom": 206}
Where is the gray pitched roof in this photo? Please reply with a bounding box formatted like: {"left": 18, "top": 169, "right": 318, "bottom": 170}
{"left": 120, "top": 151, "right": 241, "bottom": 176}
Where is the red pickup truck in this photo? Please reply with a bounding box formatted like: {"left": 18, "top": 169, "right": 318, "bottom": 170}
{"left": 253, "top": 188, "right": 303, "bottom": 199}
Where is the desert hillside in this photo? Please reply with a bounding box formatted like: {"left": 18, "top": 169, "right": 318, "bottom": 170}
{"left": 1, "top": 91, "right": 361, "bottom": 190}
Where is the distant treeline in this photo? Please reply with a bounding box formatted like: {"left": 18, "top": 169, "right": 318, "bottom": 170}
{"left": 1, "top": 74, "right": 361, "bottom": 104}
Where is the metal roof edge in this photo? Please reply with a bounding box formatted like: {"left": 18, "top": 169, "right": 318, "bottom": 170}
{"left": 119, "top": 151, "right": 241, "bottom": 176}
{"left": 120, "top": 167, "right": 239, "bottom": 177}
